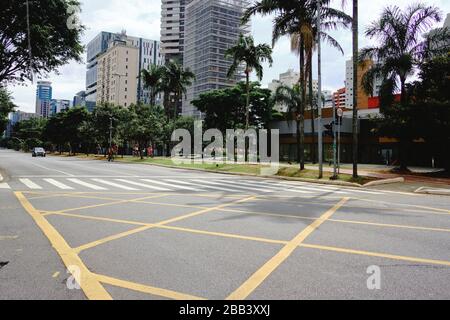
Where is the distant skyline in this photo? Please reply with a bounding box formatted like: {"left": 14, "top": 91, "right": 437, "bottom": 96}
{"left": 9, "top": 0, "right": 450, "bottom": 113}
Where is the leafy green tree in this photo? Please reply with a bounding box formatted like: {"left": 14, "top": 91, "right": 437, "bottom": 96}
{"left": 61, "top": 107, "right": 89, "bottom": 154}
{"left": 225, "top": 34, "right": 273, "bottom": 130}
{"left": 43, "top": 112, "right": 66, "bottom": 153}
{"left": 192, "top": 82, "right": 276, "bottom": 133}
{"left": 410, "top": 54, "right": 450, "bottom": 171}
{"left": 0, "top": 0, "right": 84, "bottom": 83}
{"left": 89, "top": 104, "right": 127, "bottom": 150}
{"left": 273, "top": 84, "right": 304, "bottom": 167}
{"left": 123, "top": 104, "right": 166, "bottom": 159}
{"left": 360, "top": 3, "right": 446, "bottom": 170}
{"left": 12, "top": 117, "right": 47, "bottom": 151}
{"left": 0, "top": 87, "right": 16, "bottom": 134}
{"left": 141, "top": 64, "right": 165, "bottom": 106}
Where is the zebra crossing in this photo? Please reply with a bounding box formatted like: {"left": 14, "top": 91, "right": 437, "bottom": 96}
{"left": 0, "top": 176, "right": 385, "bottom": 196}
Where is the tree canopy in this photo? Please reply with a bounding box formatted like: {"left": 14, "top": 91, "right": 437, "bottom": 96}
{"left": 0, "top": 0, "right": 85, "bottom": 84}
{"left": 192, "top": 82, "right": 277, "bottom": 133}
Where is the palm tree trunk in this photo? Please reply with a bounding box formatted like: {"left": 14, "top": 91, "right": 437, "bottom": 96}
{"left": 352, "top": 0, "right": 359, "bottom": 178}
{"left": 299, "top": 39, "right": 306, "bottom": 170}
{"left": 308, "top": 50, "right": 316, "bottom": 164}
{"left": 245, "top": 69, "right": 250, "bottom": 130}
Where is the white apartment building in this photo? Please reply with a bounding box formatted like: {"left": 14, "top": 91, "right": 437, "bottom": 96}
{"left": 96, "top": 39, "right": 139, "bottom": 107}
{"left": 86, "top": 31, "right": 163, "bottom": 108}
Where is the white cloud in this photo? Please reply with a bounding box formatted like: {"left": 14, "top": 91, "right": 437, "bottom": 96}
{"left": 8, "top": 0, "right": 450, "bottom": 112}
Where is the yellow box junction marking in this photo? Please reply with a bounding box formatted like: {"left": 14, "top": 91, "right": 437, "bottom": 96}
{"left": 226, "top": 197, "right": 350, "bottom": 300}
{"left": 14, "top": 192, "right": 112, "bottom": 300}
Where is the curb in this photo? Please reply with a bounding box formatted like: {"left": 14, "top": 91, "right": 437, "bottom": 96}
{"left": 415, "top": 187, "right": 450, "bottom": 196}
{"left": 363, "top": 177, "right": 405, "bottom": 187}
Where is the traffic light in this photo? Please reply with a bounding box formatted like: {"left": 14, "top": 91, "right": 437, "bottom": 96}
{"left": 324, "top": 122, "right": 334, "bottom": 137}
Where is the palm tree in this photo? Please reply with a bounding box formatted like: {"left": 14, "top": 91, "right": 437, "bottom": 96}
{"left": 225, "top": 34, "right": 273, "bottom": 130}
{"left": 162, "top": 60, "right": 195, "bottom": 119}
{"left": 141, "top": 64, "right": 165, "bottom": 106}
{"left": 243, "top": 0, "right": 351, "bottom": 169}
{"left": 273, "top": 85, "right": 303, "bottom": 164}
{"left": 360, "top": 3, "right": 445, "bottom": 170}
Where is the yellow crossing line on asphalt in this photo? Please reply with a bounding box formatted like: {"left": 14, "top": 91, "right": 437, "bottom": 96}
{"left": 299, "top": 244, "right": 450, "bottom": 267}
{"left": 41, "top": 194, "right": 169, "bottom": 216}
{"left": 94, "top": 274, "right": 206, "bottom": 300}
{"left": 71, "top": 196, "right": 258, "bottom": 253}
{"left": 14, "top": 192, "right": 112, "bottom": 300}
{"left": 226, "top": 197, "right": 350, "bottom": 300}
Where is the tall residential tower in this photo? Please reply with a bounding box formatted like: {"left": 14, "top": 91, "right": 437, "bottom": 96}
{"left": 182, "top": 0, "right": 250, "bottom": 117}
{"left": 160, "top": 0, "right": 189, "bottom": 64}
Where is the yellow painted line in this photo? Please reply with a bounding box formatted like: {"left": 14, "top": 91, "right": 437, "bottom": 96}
{"left": 44, "top": 211, "right": 148, "bottom": 226}
{"left": 226, "top": 197, "right": 350, "bottom": 300}
{"left": 354, "top": 198, "right": 450, "bottom": 215}
{"left": 14, "top": 192, "right": 112, "bottom": 300}
{"left": 300, "top": 244, "right": 450, "bottom": 267}
{"left": 328, "top": 218, "right": 450, "bottom": 233}
{"left": 73, "top": 196, "right": 258, "bottom": 253}
{"left": 158, "top": 225, "right": 288, "bottom": 245}
{"left": 74, "top": 226, "right": 154, "bottom": 253}
{"left": 44, "top": 194, "right": 169, "bottom": 216}
{"left": 53, "top": 272, "right": 60, "bottom": 278}
{"left": 95, "top": 273, "right": 206, "bottom": 300}
{"left": 155, "top": 196, "right": 258, "bottom": 226}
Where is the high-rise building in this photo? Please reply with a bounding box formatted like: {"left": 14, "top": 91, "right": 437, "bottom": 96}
{"left": 35, "top": 81, "right": 52, "bottom": 118}
{"left": 182, "top": 0, "right": 250, "bottom": 117}
{"left": 160, "top": 0, "right": 189, "bottom": 64}
{"left": 345, "top": 59, "right": 382, "bottom": 109}
{"left": 96, "top": 38, "right": 139, "bottom": 107}
{"left": 86, "top": 31, "right": 163, "bottom": 108}
{"left": 50, "top": 99, "right": 71, "bottom": 115}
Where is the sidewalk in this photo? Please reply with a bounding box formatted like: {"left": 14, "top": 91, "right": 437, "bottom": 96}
{"left": 306, "top": 164, "right": 450, "bottom": 187}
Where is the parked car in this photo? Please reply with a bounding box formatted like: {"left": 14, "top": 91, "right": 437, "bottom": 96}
{"left": 32, "top": 147, "right": 46, "bottom": 157}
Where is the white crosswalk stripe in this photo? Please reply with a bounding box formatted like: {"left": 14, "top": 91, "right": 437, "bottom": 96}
{"left": 44, "top": 179, "right": 74, "bottom": 190}
{"left": 223, "top": 180, "right": 313, "bottom": 194}
{"left": 179, "top": 180, "right": 245, "bottom": 193}
{"left": 0, "top": 183, "right": 11, "bottom": 189}
{"left": 19, "top": 178, "right": 42, "bottom": 190}
{"left": 5, "top": 176, "right": 388, "bottom": 196}
{"left": 67, "top": 178, "right": 108, "bottom": 191}
{"left": 191, "top": 179, "right": 264, "bottom": 193}
{"left": 115, "top": 179, "right": 171, "bottom": 191}
{"left": 91, "top": 179, "right": 139, "bottom": 191}
{"left": 246, "top": 180, "right": 349, "bottom": 194}
{"left": 141, "top": 179, "right": 203, "bottom": 191}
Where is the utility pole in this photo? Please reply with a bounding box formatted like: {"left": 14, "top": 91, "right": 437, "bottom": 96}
{"left": 352, "top": 0, "right": 359, "bottom": 178}
{"left": 332, "top": 103, "right": 337, "bottom": 180}
{"left": 317, "top": 0, "right": 323, "bottom": 179}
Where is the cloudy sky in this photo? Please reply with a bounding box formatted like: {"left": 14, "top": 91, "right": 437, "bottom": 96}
{"left": 10, "top": 0, "right": 450, "bottom": 113}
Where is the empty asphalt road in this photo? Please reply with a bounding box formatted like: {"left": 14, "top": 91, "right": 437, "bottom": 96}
{"left": 1, "top": 148, "right": 449, "bottom": 300}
